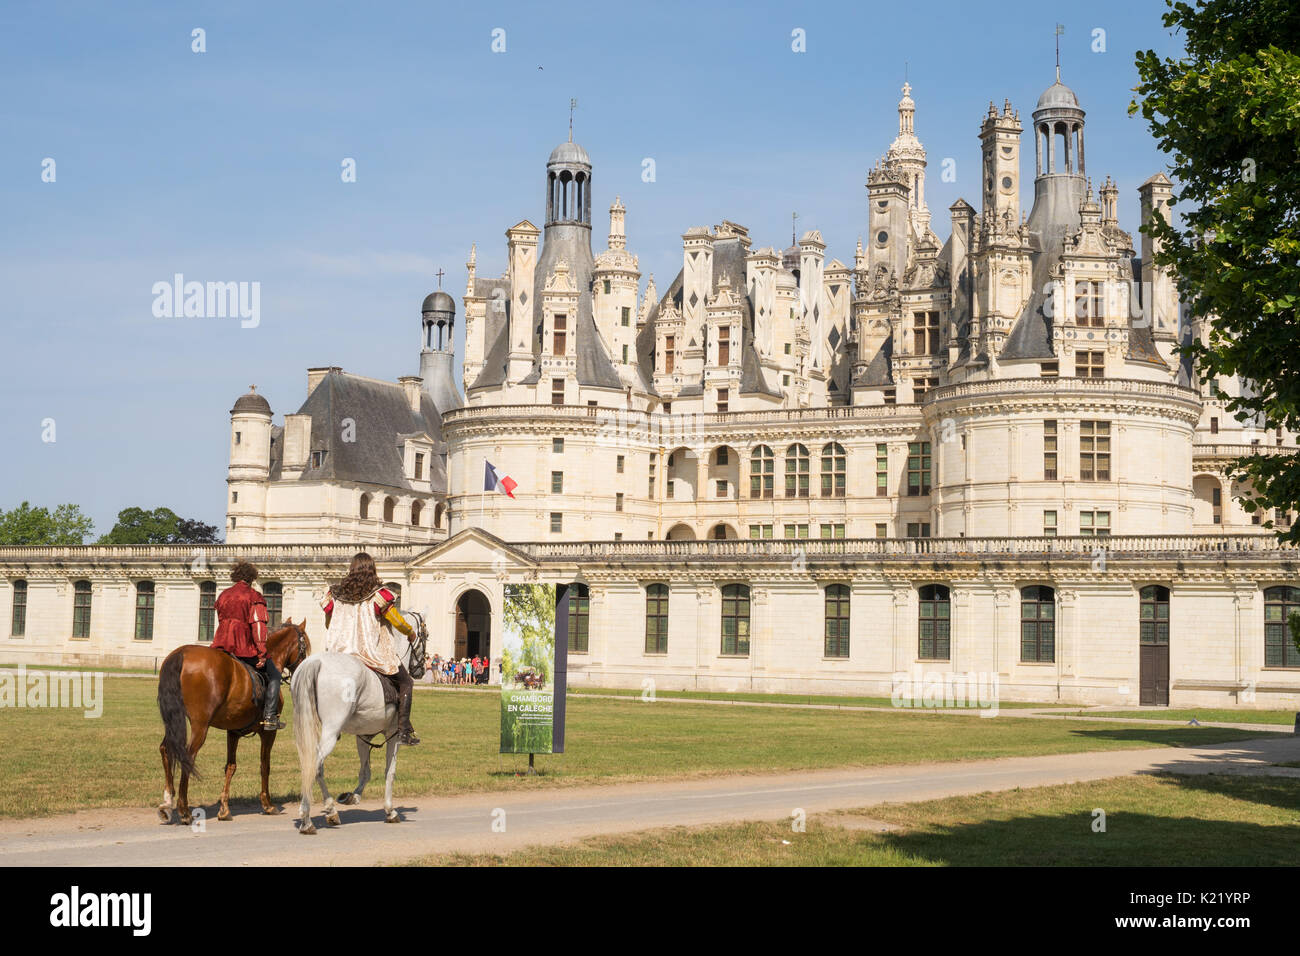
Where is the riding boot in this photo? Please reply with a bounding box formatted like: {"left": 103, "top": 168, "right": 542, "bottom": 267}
{"left": 261, "top": 658, "right": 285, "bottom": 731}
{"left": 396, "top": 666, "right": 419, "bottom": 745}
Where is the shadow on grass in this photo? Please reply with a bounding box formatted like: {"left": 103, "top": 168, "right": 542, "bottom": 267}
{"left": 870, "top": 774, "right": 1300, "bottom": 866}
{"left": 1064, "top": 726, "right": 1274, "bottom": 748}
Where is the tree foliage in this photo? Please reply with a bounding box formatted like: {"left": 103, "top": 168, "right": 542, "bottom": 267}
{"left": 98, "top": 507, "right": 222, "bottom": 544}
{"left": 1131, "top": 0, "right": 1300, "bottom": 542}
{"left": 0, "top": 502, "right": 95, "bottom": 545}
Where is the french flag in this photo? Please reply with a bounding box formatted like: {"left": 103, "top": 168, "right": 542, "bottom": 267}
{"left": 484, "top": 460, "right": 518, "bottom": 499}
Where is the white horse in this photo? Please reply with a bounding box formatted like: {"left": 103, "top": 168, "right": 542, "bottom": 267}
{"left": 291, "top": 610, "right": 427, "bottom": 835}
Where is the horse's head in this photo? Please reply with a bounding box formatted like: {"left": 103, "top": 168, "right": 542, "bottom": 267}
{"left": 401, "top": 610, "right": 429, "bottom": 676}
{"left": 276, "top": 619, "right": 311, "bottom": 675}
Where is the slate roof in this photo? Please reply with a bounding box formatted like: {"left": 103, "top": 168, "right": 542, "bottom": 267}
{"left": 268, "top": 371, "right": 447, "bottom": 494}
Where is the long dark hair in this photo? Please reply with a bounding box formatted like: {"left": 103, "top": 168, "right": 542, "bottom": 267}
{"left": 331, "top": 552, "right": 383, "bottom": 603}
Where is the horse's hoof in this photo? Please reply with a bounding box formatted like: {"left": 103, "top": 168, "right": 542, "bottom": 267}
{"left": 339, "top": 792, "right": 360, "bottom": 806}
{"left": 384, "top": 811, "right": 401, "bottom": 824}
{"left": 179, "top": 814, "right": 192, "bottom": 827}
{"left": 157, "top": 807, "right": 172, "bottom": 824}
{"left": 299, "top": 822, "right": 316, "bottom": 836}
{"left": 325, "top": 812, "right": 341, "bottom": 827}
{"left": 217, "top": 807, "right": 231, "bottom": 822}
{"left": 262, "top": 804, "right": 283, "bottom": 815}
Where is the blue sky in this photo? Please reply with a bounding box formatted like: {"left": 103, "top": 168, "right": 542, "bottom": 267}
{"left": 0, "top": 0, "right": 1186, "bottom": 537}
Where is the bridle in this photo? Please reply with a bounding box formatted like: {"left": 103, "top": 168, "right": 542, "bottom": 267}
{"left": 404, "top": 610, "right": 429, "bottom": 678}
{"left": 280, "top": 621, "right": 309, "bottom": 683}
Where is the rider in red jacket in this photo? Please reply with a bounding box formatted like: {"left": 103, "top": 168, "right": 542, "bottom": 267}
{"left": 213, "top": 562, "right": 283, "bottom": 731}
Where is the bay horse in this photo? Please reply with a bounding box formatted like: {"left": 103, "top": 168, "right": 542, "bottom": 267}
{"left": 292, "top": 610, "right": 426, "bottom": 834}
{"left": 156, "top": 620, "right": 310, "bottom": 825}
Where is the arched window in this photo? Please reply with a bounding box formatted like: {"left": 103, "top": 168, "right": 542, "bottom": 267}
{"left": 10, "top": 580, "right": 27, "bottom": 637}
{"left": 784, "top": 443, "right": 810, "bottom": 498}
{"left": 1020, "top": 585, "right": 1055, "bottom": 662}
{"left": 383, "top": 497, "right": 396, "bottom": 523}
{"left": 711, "top": 524, "right": 729, "bottom": 540}
{"left": 72, "top": 580, "right": 92, "bottom": 639}
{"left": 825, "top": 584, "right": 850, "bottom": 658}
{"left": 359, "top": 493, "right": 371, "bottom": 520}
{"left": 434, "top": 503, "right": 445, "bottom": 529}
{"left": 263, "top": 582, "right": 283, "bottom": 628}
{"left": 721, "top": 584, "right": 750, "bottom": 656}
{"left": 645, "top": 584, "right": 669, "bottom": 654}
{"left": 1264, "top": 586, "right": 1300, "bottom": 668}
{"left": 411, "top": 500, "right": 423, "bottom": 527}
{"left": 1140, "top": 585, "right": 1170, "bottom": 646}
{"left": 918, "top": 584, "right": 950, "bottom": 660}
{"left": 749, "top": 445, "right": 774, "bottom": 498}
{"left": 821, "top": 442, "right": 846, "bottom": 497}
{"left": 567, "top": 583, "right": 589, "bottom": 653}
{"left": 134, "top": 581, "right": 156, "bottom": 641}
{"left": 198, "top": 581, "right": 217, "bottom": 642}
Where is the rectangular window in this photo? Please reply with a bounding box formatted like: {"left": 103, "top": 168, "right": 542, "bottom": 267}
{"left": 718, "top": 327, "right": 730, "bottom": 366}
{"left": 875, "top": 523, "right": 888, "bottom": 538}
{"left": 231, "top": 491, "right": 238, "bottom": 503}
{"left": 906, "top": 522, "right": 931, "bottom": 538}
{"left": 720, "top": 585, "right": 750, "bottom": 656}
{"left": 1020, "top": 586, "right": 1056, "bottom": 663}
{"left": 820, "top": 523, "right": 846, "bottom": 539}
{"left": 553, "top": 437, "right": 564, "bottom": 453}
{"left": 1041, "top": 361, "right": 1059, "bottom": 378}
{"left": 1079, "top": 510, "right": 1111, "bottom": 536}
{"left": 615, "top": 492, "right": 624, "bottom": 512}
{"left": 1074, "top": 280, "right": 1105, "bottom": 327}
{"left": 198, "top": 584, "right": 216, "bottom": 642}
{"left": 783, "top": 524, "right": 809, "bottom": 539}
{"left": 664, "top": 336, "right": 675, "bottom": 374}
{"left": 825, "top": 585, "right": 851, "bottom": 658}
{"left": 918, "top": 586, "right": 951, "bottom": 660}
{"left": 666, "top": 479, "right": 675, "bottom": 499}
{"left": 550, "top": 512, "right": 563, "bottom": 533}
{"left": 1210, "top": 417, "right": 1219, "bottom": 434}
{"left": 1044, "top": 420, "right": 1058, "bottom": 480}
{"left": 134, "top": 582, "right": 155, "bottom": 641}
{"left": 913, "top": 311, "right": 941, "bottom": 355}
{"left": 716, "top": 479, "right": 728, "bottom": 497}
{"left": 414, "top": 453, "right": 424, "bottom": 480}
{"left": 883, "top": 388, "right": 896, "bottom": 405}
{"left": 1043, "top": 511, "right": 1058, "bottom": 536}
{"left": 551, "top": 378, "right": 565, "bottom": 405}
{"left": 1264, "top": 587, "right": 1300, "bottom": 667}
{"left": 553, "top": 314, "right": 567, "bottom": 356}
{"left": 648, "top": 454, "right": 656, "bottom": 497}
{"left": 567, "top": 584, "right": 589, "bottom": 653}
{"left": 621, "top": 306, "right": 630, "bottom": 326}
{"left": 748, "top": 524, "right": 774, "bottom": 539}
{"left": 616, "top": 454, "right": 625, "bottom": 474}
{"left": 906, "top": 442, "right": 932, "bottom": 496}
{"left": 913, "top": 377, "right": 939, "bottom": 403}
{"left": 876, "top": 444, "right": 889, "bottom": 497}
{"left": 603, "top": 279, "right": 611, "bottom": 295}
{"left": 622, "top": 344, "right": 629, "bottom": 363}
{"left": 1080, "top": 420, "right": 1111, "bottom": 481}
{"left": 263, "top": 583, "right": 283, "bottom": 628}
{"left": 1076, "top": 350, "right": 1105, "bottom": 378}
{"left": 784, "top": 342, "right": 792, "bottom": 355}
{"left": 10, "top": 581, "right": 27, "bottom": 637}
{"left": 717, "top": 388, "right": 729, "bottom": 413}
{"left": 72, "top": 581, "right": 92, "bottom": 639}
{"left": 645, "top": 584, "right": 669, "bottom": 654}
{"left": 551, "top": 471, "right": 564, "bottom": 494}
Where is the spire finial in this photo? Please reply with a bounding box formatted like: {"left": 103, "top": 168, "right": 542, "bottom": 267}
{"left": 1055, "top": 24, "right": 1064, "bottom": 82}
{"left": 435, "top": 268, "right": 445, "bottom": 289}
{"left": 568, "top": 97, "right": 577, "bottom": 142}
{"left": 792, "top": 211, "right": 798, "bottom": 245}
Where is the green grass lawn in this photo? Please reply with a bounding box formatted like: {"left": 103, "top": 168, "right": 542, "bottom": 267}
{"left": 417, "top": 773, "right": 1300, "bottom": 866}
{"left": 1069, "top": 708, "right": 1296, "bottom": 725}
{"left": 569, "top": 687, "right": 1049, "bottom": 709}
{"left": 0, "top": 676, "right": 1264, "bottom": 819}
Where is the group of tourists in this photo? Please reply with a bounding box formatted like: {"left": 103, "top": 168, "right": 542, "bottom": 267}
{"left": 425, "top": 653, "right": 490, "bottom": 685}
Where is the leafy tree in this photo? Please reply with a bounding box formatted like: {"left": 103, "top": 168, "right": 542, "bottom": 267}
{"left": 1131, "top": 0, "right": 1300, "bottom": 542}
{"left": 99, "top": 507, "right": 222, "bottom": 544}
{"left": 0, "top": 502, "right": 95, "bottom": 545}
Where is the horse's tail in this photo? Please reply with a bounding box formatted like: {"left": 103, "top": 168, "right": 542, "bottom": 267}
{"left": 292, "top": 656, "right": 324, "bottom": 802}
{"left": 157, "top": 650, "right": 198, "bottom": 779}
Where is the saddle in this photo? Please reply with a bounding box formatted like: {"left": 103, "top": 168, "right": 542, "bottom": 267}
{"left": 230, "top": 654, "right": 269, "bottom": 708}
{"left": 375, "top": 670, "right": 401, "bottom": 708}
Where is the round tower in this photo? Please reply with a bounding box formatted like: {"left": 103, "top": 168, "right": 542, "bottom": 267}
{"left": 227, "top": 386, "right": 272, "bottom": 542}
{"left": 419, "top": 290, "right": 463, "bottom": 413}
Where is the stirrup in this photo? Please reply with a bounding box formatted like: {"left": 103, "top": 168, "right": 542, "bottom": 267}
{"left": 262, "top": 716, "right": 285, "bottom": 731}
{"left": 399, "top": 729, "right": 420, "bottom": 746}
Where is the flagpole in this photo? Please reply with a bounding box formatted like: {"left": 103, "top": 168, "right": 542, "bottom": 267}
{"left": 481, "top": 457, "right": 486, "bottom": 529}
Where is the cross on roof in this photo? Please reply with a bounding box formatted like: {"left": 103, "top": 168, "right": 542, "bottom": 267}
{"left": 435, "top": 268, "right": 445, "bottom": 288}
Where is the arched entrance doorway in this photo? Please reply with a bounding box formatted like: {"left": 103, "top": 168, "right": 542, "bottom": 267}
{"left": 456, "top": 589, "right": 491, "bottom": 661}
